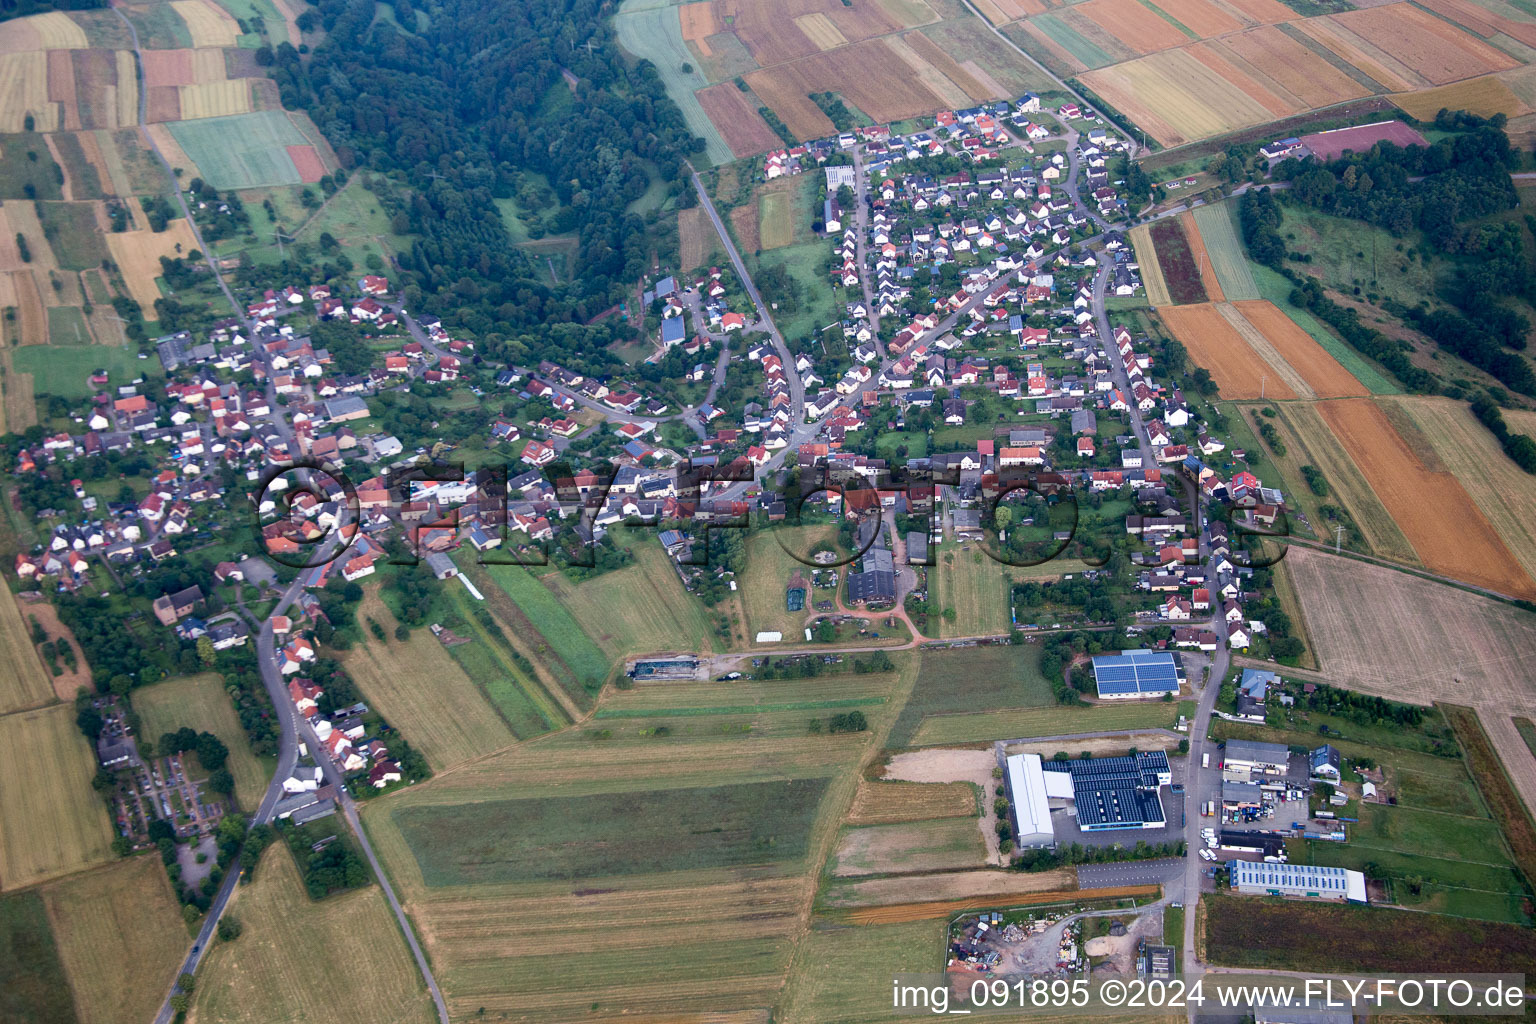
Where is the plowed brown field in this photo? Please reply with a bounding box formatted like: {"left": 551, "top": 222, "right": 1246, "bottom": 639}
{"left": 846, "top": 780, "right": 976, "bottom": 825}
{"left": 1158, "top": 303, "right": 1298, "bottom": 399}
{"left": 1232, "top": 300, "right": 1368, "bottom": 398}
{"left": 680, "top": 0, "right": 719, "bottom": 53}
{"left": 1316, "top": 398, "right": 1536, "bottom": 599}
{"left": 1076, "top": 0, "right": 1190, "bottom": 53}
{"left": 696, "top": 81, "right": 782, "bottom": 158}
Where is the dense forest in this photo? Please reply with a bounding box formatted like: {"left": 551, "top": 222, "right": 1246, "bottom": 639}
{"left": 1269, "top": 119, "right": 1536, "bottom": 395}
{"left": 267, "top": 0, "right": 703, "bottom": 374}
{"left": 0, "top": 0, "right": 102, "bottom": 23}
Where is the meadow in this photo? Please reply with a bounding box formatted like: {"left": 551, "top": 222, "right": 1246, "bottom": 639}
{"left": 41, "top": 856, "right": 188, "bottom": 1024}
{"left": 539, "top": 535, "right": 717, "bottom": 658}
{"left": 165, "top": 110, "right": 307, "bottom": 189}
{"left": 831, "top": 817, "right": 987, "bottom": 876}
{"left": 910, "top": 700, "right": 1182, "bottom": 746}
{"left": 1190, "top": 202, "right": 1258, "bottom": 299}
{"left": 0, "top": 704, "right": 114, "bottom": 890}
{"left": 395, "top": 777, "right": 832, "bottom": 886}
{"left": 133, "top": 671, "right": 271, "bottom": 809}
{"left": 0, "top": 890, "right": 75, "bottom": 1024}
{"left": 612, "top": 0, "right": 732, "bottom": 163}
{"left": 481, "top": 562, "right": 610, "bottom": 703}
{"left": 931, "top": 542, "right": 1014, "bottom": 638}
{"left": 341, "top": 589, "right": 519, "bottom": 770}
{"left": 190, "top": 845, "right": 437, "bottom": 1024}
{"left": 887, "top": 644, "right": 1054, "bottom": 747}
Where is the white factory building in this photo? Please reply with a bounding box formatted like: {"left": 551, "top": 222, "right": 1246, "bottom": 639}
{"left": 1230, "top": 861, "right": 1367, "bottom": 903}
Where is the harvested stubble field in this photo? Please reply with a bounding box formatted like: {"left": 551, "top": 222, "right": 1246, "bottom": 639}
{"left": 1080, "top": 48, "right": 1283, "bottom": 146}
{"left": 0, "top": 704, "right": 114, "bottom": 890}
{"left": 172, "top": 0, "right": 242, "bottom": 46}
{"left": 41, "top": 856, "right": 188, "bottom": 1024}
{"left": 1330, "top": 2, "right": 1516, "bottom": 85}
{"left": 721, "top": 0, "right": 906, "bottom": 66}
{"left": 1215, "top": 302, "right": 1313, "bottom": 398}
{"left": 1149, "top": 0, "right": 1243, "bottom": 35}
{"left": 0, "top": 52, "right": 54, "bottom": 133}
{"left": 909, "top": 700, "right": 1179, "bottom": 745}
{"left": 1269, "top": 402, "right": 1419, "bottom": 563}
{"left": 343, "top": 589, "right": 517, "bottom": 770}
{"left": 0, "top": 591, "right": 58, "bottom": 714}
{"left": 695, "top": 81, "right": 781, "bottom": 159}
{"left": 133, "top": 672, "right": 270, "bottom": 808}
{"left": 819, "top": 866, "right": 1076, "bottom": 908}
{"left": 846, "top": 779, "right": 975, "bottom": 825}
{"left": 678, "top": 205, "right": 718, "bottom": 270}
{"left": 1156, "top": 303, "right": 1298, "bottom": 400}
{"left": 1394, "top": 73, "right": 1530, "bottom": 120}
{"left": 105, "top": 218, "right": 202, "bottom": 310}
{"left": 831, "top": 817, "right": 987, "bottom": 876}
{"left": 1386, "top": 396, "right": 1536, "bottom": 594}
{"left": 190, "top": 845, "right": 438, "bottom": 1024}
{"left": 1316, "top": 398, "right": 1535, "bottom": 599}
{"left": 746, "top": 40, "right": 948, "bottom": 137}
{"left": 1283, "top": 547, "right": 1536, "bottom": 713}
{"left": 1229, "top": 301, "right": 1366, "bottom": 397}
{"left": 0, "top": 10, "right": 90, "bottom": 51}
{"left": 1212, "top": 24, "right": 1370, "bottom": 110}
{"left": 1129, "top": 223, "right": 1170, "bottom": 306}
{"left": 1148, "top": 218, "right": 1207, "bottom": 305}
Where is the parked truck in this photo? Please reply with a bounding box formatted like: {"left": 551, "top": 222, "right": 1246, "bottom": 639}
{"left": 1202, "top": 752, "right": 1210, "bottom": 769}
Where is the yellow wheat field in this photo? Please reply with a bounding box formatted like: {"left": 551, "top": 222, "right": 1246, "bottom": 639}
{"left": 114, "top": 50, "right": 137, "bottom": 129}
{"left": 31, "top": 11, "right": 90, "bottom": 49}
{"left": 794, "top": 12, "right": 850, "bottom": 49}
{"left": 0, "top": 705, "right": 115, "bottom": 891}
{"left": 191, "top": 46, "right": 227, "bottom": 83}
{"left": 1394, "top": 74, "right": 1530, "bottom": 120}
{"left": 0, "top": 52, "right": 56, "bottom": 132}
{"left": 172, "top": 0, "right": 242, "bottom": 46}
{"left": 178, "top": 78, "right": 252, "bottom": 119}
{"left": 1081, "top": 48, "right": 1278, "bottom": 146}
{"left": 106, "top": 219, "right": 201, "bottom": 310}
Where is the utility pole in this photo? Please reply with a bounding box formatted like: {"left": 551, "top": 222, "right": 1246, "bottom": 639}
{"left": 1334, "top": 525, "right": 1345, "bottom": 553}
{"left": 1260, "top": 374, "right": 1267, "bottom": 401}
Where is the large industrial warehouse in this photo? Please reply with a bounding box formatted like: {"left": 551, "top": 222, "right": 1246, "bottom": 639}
{"left": 1230, "top": 861, "right": 1368, "bottom": 903}
{"left": 1004, "top": 750, "right": 1172, "bottom": 847}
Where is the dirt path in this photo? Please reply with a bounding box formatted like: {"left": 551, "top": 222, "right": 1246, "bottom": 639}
{"left": 884, "top": 748, "right": 1004, "bottom": 866}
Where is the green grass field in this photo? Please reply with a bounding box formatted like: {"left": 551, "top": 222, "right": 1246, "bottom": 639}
{"left": 749, "top": 241, "right": 840, "bottom": 343}
{"left": 540, "top": 535, "right": 717, "bottom": 658}
{"left": 0, "top": 891, "right": 75, "bottom": 1024}
{"left": 1030, "top": 14, "right": 1115, "bottom": 68}
{"left": 167, "top": 111, "right": 307, "bottom": 190}
{"left": 741, "top": 523, "right": 842, "bottom": 641}
{"left": 393, "top": 778, "right": 832, "bottom": 885}
{"left": 434, "top": 577, "right": 565, "bottom": 739}
{"left": 888, "top": 645, "right": 1053, "bottom": 747}
{"left": 779, "top": 918, "right": 946, "bottom": 1023}
{"left": 12, "top": 344, "right": 139, "bottom": 398}
{"left": 611, "top": 0, "right": 732, "bottom": 164}
{"left": 281, "top": 178, "right": 411, "bottom": 274}
{"left": 0, "top": 134, "right": 63, "bottom": 200}
{"left": 38, "top": 202, "right": 108, "bottom": 271}
{"left": 912, "top": 699, "right": 1180, "bottom": 746}
{"left": 46, "top": 306, "right": 92, "bottom": 346}
{"left": 482, "top": 563, "right": 612, "bottom": 700}
{"left": 1192, "top": 202, "right": 1258, "bottom": 300}
{"left": 133, "top": 672, "right": 271, "bottom": 810}
{"left": 1348, "top": 804, "right": 1512, "bottom": 866}
{"left": 932, "top": 543, "right": 1014, "bottom": 638}
{"left": 124, "top": 2, "right": 192, "bottom": 46}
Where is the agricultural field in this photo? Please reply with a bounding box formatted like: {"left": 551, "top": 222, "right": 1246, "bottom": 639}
{"left": 0, "top": 591, "right": 58, "bottom": 714}
{"left": 1179, "top": 210, "right": 1224, "bottom": 301}
{"left": 189, "top": 845, "right": 438, "bottom": 1024}
{"left": 1156, "top": 303, "right": 1297, "bottom": 400}
{"left": 1282, "top": 546, "right": 1536, "bottom": 714}
{"left": 11, "top": 342, "right": 138, "bottom": 398}
{"left": 695, "top": 80, "right": 781, "bottom": 159}
{"left": 0, "top": 890, "right": 75, "bottom": 1024}
{"left": 677, "top": 205, "right": 721, "bottom": 271}
{"left": 846, "top": 779, "right": 976, "bottom": 825}
{"left": 1189, "top": 202, "right": 1257, "bottom": 300}
{"left": 1265, "top": 402, "right": 1419, "bottom": 563}
{"left": 909, "top": 699, "right": 1182, "bottom": 746}
{"left": 1129, "top": 223, "right": 1170, "bottom": 306}
{"left": 1384, "top": 396, "right": 1536, "bottom": 592}
{"left": 538, "top": 537, "right": 718, "bottom": 659}
{"left": 358, "top": 658, "right": 915, "bottom": 1021}
{"left": 1229, "top": 300, "right": 1367, "bottom": 398}
{"left": 1394, "top": 73, "right": 1532, "bottom": 120}
{"left": 931, "top": 542, "right": 1014, "bottom": 638}
{"left": 887, "top": 644, "right": 1054, "bottom": 747}
{"left": 342, "top": 589, "right": 518, "bottom": 771}
{"left": 1147, "top": 219, "right": 1206, "bottom": 305}
{"left": 165, "top": 109, "right": 311, "bottom": 189}
{"left": 830, "top": 817, "right": 987, "bottom": 876}
{"left": 612, "top": 0, "right": 732, "bottom": 164}
{"left": 0, "top": 704, "right": 114, "bottom": 890}
{"left": 481, "top": 562, "right": 610, "bottom": 703}
{"left": 103, "top": 217, "right": 202, "bottom": 311}
{"left": 133, "top": 671, "right": 271, "bottom": 808}
{"left": 1315, "top": 398, "right": 1535, "bottom": 599}
{"left": 778, "top": 918, "right": 947, "bottom": 1024}
{"left": 40, "top": 856, "right": 188, "bottom": 1024}
{"left": 1204, "top": 894, "right": 1536, "bottom": 973}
